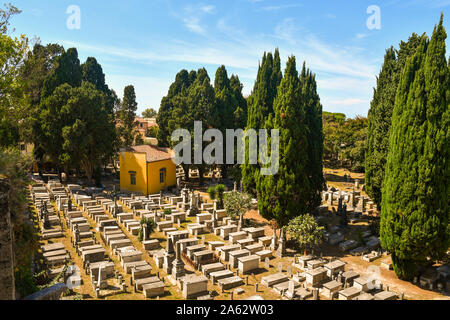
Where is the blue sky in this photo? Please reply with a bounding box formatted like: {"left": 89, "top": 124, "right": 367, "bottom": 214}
{"left": 10, "top": 0, "right": 450, "bottom": 118}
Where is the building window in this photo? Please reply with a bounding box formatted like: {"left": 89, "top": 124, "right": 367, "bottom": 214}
{"left": 130, "top": 172, "right": 136, "bottom": 185}
{"left": 160, "top": 168, "right": 166, "bottom": 184}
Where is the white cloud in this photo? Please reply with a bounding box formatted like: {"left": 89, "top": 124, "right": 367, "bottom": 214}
{"left": 356, "top": 33, "right": 368, "bottom": 39}
{"left": 262, "top": 4, "right": 302, "bottom": 11}
{"left": 183, "top": 17, "right": 205, "bottom": 35}
{"left": 200, "top": 5, "right": 216, "bottom": 14}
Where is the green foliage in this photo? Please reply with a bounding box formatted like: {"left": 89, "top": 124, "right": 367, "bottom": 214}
{"left": 257, "top": 56, "right": 310, "bottom": 227}
{"left": 138, "top": 217, "right": 156, "bottom": 241}
{"left": 216, "top": 184, "right": 226, "bottom": 208}
{"left": 0, "top": 3, "right": 20, "bottom": 33}
{"left": 365, "top": 34, "right": 421, "bottom": 208}
{"left": 223, "top": 191, "right": 252, "bottom": 220}
{"left": 40, "top": 82, "right": 116, "bottom": 182}
{"left": 323, "top": 114, "right": 367, "bottom": 172}
{"left": 19, "top": 43, "right": 64, "bottom": 150}
{"left": 142, "top": 107, "right": 157, "bottom": 118}
{"left": 119, "top": 85, "right": 139, "bottom": 147}
{"left": 145, "top": 126, "right": 159, "bottom": 138}
{"left": 41, "top": 48, "right": 82, "bottom": 99}
{"left": 163, "top": 208, "right": 172, "bottom": 216}
{"left": 157, "top": 69, "right": 194, "bottom": 147}
{"left": 301, "top": 63, "right": 326, "bottom": 211}
{"left": 0, "top": 11, "right": 29, "bottom": 147}
{"left": 286, "top": 214, "right": 324, "bottom": 254}
{"left": 242, "top": 49, "right": 281, "bottom": 196}
{"left": 207, "top": 186, "right": 216, "bottom": 200}
{"left": 0, "top": 148, "right": 39, "bottom": 297}
{"left": 381, "top": 15, "right": 449, "bottom": 280}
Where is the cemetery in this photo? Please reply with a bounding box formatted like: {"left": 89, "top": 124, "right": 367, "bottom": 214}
{"left": 22, "top": 170, "right": 449, "bottom": 301}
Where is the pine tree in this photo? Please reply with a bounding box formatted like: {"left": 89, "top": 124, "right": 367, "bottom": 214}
{"left": 41, "top": 47, "right": 82, "bottom": 99}
{"left": 120, "top": 85, "right": 138, "bottom": 147}
{"left": 257, "top": 56, "right": 310, "bottom": 227}
{"left": 381, "top": 15, "right": 449, "bottom": 280}
{"left": 301, "top": 63, "right": 325, "bottom": 211}
{"left": 366, "top": 34, "right": 421, "bottom": 209}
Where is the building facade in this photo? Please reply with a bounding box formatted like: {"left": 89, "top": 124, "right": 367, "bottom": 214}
{"left": 119, "top": 145, "right": 176, "bottom": 195}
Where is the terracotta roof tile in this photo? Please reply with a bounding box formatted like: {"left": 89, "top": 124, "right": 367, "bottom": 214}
{"left": 124, "top": 145, "right": 174, "bottom": 163}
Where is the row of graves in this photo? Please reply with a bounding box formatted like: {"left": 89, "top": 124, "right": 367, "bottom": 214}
{"left": 319, "top": 187, "right": 383, "bottom": 259}
{"left": 61, "top": 185, "right": 168, "bottom": 299}
{"left": 29, "top": 181, "right": 74, "bottom": 286}
{"left": 31, "top": 182, "right": 64, "bottom": 240}
{"left": 260, "top": 254, "right": 400, "bottom": 300}
{"left": 120, "top": 188, "right": 287, "bottom": 300}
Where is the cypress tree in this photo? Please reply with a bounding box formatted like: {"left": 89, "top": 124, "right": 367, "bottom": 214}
{"left": 242, "top": 50, "right": 281, "bottom": 195}
{"left": 157, "top": 70, "right": 193, "bottom": 147}
{"left": 366, "top": 35, "right": 421, "bottom": 208}
{"left": 365, "top": 47, "right": 398, "bottom": 208}
{"left": 120, "top": 85, "right": 138, "bottom": 147}
{"left": 300, "top": 63, "right": 325, "bottom": 211}
{"left": 257, "top": 56, "right": 310, "bottom": 227}
{"left": 213, "top": 66, "right": 237, "bottom": 178}
{"left": 381, "top": 15, "right": 449, "bottom": 280}
{"left": 230, "top": 74, "right": 247, "bottom": 129}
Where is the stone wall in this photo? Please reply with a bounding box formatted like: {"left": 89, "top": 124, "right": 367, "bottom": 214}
{"left": 0, "top": 178, "right": 15, "bottom": 300}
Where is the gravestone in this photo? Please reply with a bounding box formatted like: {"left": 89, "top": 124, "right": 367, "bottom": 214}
{"left": 275, "top": 228, "right": 286, "bottom": 258}
{"left": 265, "top": 257, "right": 270, "bottom": 269}
{"left": 278, "top": 262, "right": 283, "bottom": 273}
{"left": 337, "top": 197, "right": 343, "bottom": 213}
{"left": 287, "top": 266, "right": 293, "bottom": 277}
{"left": 143, "top": 224, "right": 147, "bottom": 241}
{"left": 172, "top": 242, "right": 185, "bottom": 280}
{"left": 270, "top": 227, "right": 277, "bottom": 251}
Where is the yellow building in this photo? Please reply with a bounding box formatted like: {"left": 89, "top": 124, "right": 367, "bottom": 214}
{"left": 119, "top": 145, "right": 177, "bottom": 195}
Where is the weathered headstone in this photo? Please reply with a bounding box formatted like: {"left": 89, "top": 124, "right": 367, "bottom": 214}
{"left": 278, "top": 262, "right": 283, "bottom": 273}
{"left": 265, "top": 257, "right": 270, "bottom": 269}
{"left": 287, "top": 266, "right": 292, "bottom": 277}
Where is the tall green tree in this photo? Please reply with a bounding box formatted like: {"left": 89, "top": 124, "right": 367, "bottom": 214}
{"left": 242, "top": 49, "right": 281, "bottom": 195}
{"left": 230, "top": 74, "right": 247, "bottom": 129}
{"left": 20, "top": 43, "right": 64, "bottom": 146}
{"left": 300, "top": 64, "right": 325, "bottom": 211}
{"left": 41, "top": 47, "right": 82, "bottom": 99}
{"left": 257, "top": 56, "right": 310, "bottom": 227}
{"left": 60, "top": 82, "right": 116, "bottom": 183}
{"left": 0, "top": 4, "right": 28, "bottom": 147}
{"left": 157, "top": 70, "right": 193, "bottom": 147}
{"left": 365, "top": 34, "right": 421, "bottom": 208}
{"left": 184, "top": 68, "right": 216, "bottom": 184}
{"left": 119, "top": 85, "right": 139, "bottom": 147}
{"left": 213, "top": 65, "right": 237, "bottom": 178}
{"left": 381, "top": 15, "right": 449, "bottom": 280}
